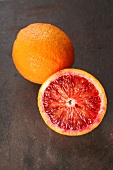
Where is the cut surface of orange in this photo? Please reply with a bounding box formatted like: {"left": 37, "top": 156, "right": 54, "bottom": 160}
{"left": 38, "top": 69, "right": 107, "bottom": 136}
{"left": 12, "top": 23, "right": 74, "bottom": 84}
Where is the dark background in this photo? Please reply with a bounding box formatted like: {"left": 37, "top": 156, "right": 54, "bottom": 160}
{"left": 0, "top": 0, "right": 113, "bottom": 170}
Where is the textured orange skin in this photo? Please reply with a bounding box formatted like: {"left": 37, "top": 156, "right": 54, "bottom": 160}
{"left": 12, "top": 23, "right": 75, "bottom": 84}
{"left": 38, "top": 69, "right": 107, "bottom": 136}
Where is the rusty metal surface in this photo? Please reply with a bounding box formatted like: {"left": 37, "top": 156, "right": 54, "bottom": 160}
{"left": 0, "top": 1, "right": 113, "bottom": 170}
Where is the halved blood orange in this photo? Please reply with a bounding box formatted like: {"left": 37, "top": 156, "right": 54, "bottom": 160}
{"left": 38, "top": 69, "right": 107, "bottom": 136}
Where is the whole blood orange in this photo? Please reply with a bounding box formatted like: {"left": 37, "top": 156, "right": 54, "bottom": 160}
{"left": 38, "top": 69, "right": 107, "bottom": 136}
{"left": 12, "top": 23, "right": 74, "bottom": 84}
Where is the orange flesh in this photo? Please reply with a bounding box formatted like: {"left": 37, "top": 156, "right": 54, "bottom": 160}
{"left": 42, "top": 75, "right": 101, "bottom": 131}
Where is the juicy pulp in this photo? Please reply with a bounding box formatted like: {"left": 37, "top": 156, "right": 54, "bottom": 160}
{"left": 42, "top": 75, "right": 101, "bottom": 131}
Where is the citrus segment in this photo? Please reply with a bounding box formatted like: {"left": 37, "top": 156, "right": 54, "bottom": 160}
{"left": 12, "top": 23, "right": 75, "bottom": 84}
{"left": 38, "top": 69, "right": 107, "bottom": 136}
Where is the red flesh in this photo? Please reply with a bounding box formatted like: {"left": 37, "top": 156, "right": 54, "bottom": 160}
{"left": 43, "top": 75, "right": 101, "bottom": 131}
